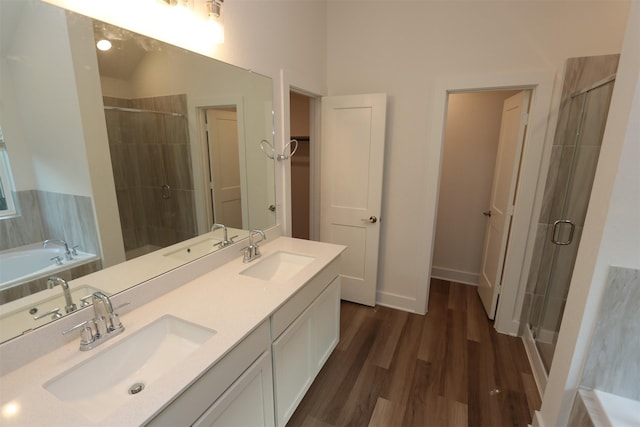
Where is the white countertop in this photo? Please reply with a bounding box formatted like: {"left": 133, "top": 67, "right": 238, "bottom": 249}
{"left": 0, "top": 237, "right": 344, "bottom": 426}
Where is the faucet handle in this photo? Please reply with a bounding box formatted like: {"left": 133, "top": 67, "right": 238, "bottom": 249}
{"left": 95, "top": 316, "right": 108, "bottom": 337}
{"left": 63, "top": 320, "right": 95, "bottom": 347}
{"left": 33, "top": 308, "right": 62, "bottom": 321}
{"left": 80, "top": 294, "right": 93, "bottom": 307}
{"left": 109, "top": 302, "right": 129, "bottom": 331}
{"left": 50, "top": 256, "right": 63, "bottom": 266}
{"left": 70, "top": 245, "right": 80, "bottom": 256}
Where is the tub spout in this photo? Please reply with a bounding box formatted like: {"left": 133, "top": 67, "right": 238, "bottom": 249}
{"left": 47, "top": 276, "right": 77, "bottom": 314}
{"left": 43, "top": 239, "right": 73, "bottom": 260}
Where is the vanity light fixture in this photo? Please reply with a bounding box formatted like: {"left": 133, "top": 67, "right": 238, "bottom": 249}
{"left": 157, "top": 0, "right": 225, "bottom": 44}
{"left": 207, "top": 0, "right": 224, "bottom": 18}
{"left": 96, "top": 39, "right": 112, "bottom": 51}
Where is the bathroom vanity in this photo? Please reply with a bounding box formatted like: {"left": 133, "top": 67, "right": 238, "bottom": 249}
{"left": 0, "top": 237, "right": 344, "bottom": 427}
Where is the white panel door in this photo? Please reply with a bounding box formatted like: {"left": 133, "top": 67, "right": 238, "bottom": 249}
{"left": 478, "top": 91, "right": 531, "bottom": 319}
{"left": 320, "top": 94, "right": 387, "bottom": 306}
{"left": 206, "top": 109, "right": 243, "bottom": 229}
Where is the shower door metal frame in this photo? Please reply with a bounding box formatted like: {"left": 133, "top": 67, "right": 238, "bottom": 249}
{"left": 529, "top": 76, "right": 616, "bottom": 369}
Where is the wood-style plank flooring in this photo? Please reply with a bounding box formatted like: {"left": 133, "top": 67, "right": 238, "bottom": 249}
{"left": 287, "top": 279, "right": 541, "bottom": 427}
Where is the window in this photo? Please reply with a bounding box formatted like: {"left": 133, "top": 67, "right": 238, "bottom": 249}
{"left": 0, "top": 127, "right": 17, "bottom": 218}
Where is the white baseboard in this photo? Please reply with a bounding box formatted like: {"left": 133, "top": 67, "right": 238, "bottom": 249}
{"left": 535, "top": 327, "right": 557, "bottom": 344}
{"left": 376, "top": 291, "right": 416, "bottom": 313}
{"left": 431, "top": 266, "right": 479, "bottom": 286}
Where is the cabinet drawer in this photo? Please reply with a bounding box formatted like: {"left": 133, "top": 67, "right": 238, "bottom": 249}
{"left": 271, "top": 259, "right": 339, "bottom": 339}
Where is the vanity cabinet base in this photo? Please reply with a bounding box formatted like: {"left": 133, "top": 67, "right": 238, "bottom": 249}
{"left": 146, "top": 258, "right": 342, "bottom": 427}
{"left": 273, "top": 277, "right": 340, "bottom": 427}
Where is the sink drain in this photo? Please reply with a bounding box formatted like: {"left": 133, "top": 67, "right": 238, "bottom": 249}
{"left": 128, "top": 382, "right": 145, "bottom": 395}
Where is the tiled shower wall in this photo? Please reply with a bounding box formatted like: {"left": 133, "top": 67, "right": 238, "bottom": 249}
{"left": 103, "top": 94, "right": 197, "bottom": 257}
{"left": 520, "top": 54, "right": 620, "bottom": 335}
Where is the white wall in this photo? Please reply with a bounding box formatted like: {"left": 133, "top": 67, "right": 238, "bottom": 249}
{"left": 66, "top": 12, "right": 126, "bottom": 267}
{"left": 2, "top": 1, "right": 93, "bottom": 197}
{"left": 538, "top": 2, "right": 640, "bottom": 425}
{"left": 432, "top": 90, "right": 517, "bottom": 285}
{"left": 326, "top": 1, "right": 630, "bottom": 313}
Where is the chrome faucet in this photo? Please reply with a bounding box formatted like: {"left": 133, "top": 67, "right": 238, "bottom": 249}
{"left": 211, "top": 223, "right": 237, "bottom": 248}
{"left": 47, "top": 276, "right": 77, "bottom": 314}
{"left": 243, "top": 229, "right": 266, "bottom": 263}
{"left": 62, "top": 291, "right": 126, "bottom": 351}
{"left": 43, "top": 239, "right": 73, "bottom": 260}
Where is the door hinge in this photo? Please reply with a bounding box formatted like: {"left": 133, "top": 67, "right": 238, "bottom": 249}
{"left": 521, "top": 113, "right": 529, "bottom": 125}
{"left": 507, "top": 204, "right": 515, "bottom": 216}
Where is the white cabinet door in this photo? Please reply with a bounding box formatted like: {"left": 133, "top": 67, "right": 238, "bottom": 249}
{"left": 272, "top": 278, "right": 340, "bottom": 427}
{"left": 272, "top": 304, "right": 313, "bottom": 427}
{"left": 193, "top": 351, "right": 275, "bottom": 427}
{"left": 311, "top": 277, "right": 340, "bottom": 372}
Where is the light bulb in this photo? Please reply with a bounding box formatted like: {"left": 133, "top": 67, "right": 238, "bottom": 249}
{"left": 96, "top": 39, "right": 112, "bottom": 51}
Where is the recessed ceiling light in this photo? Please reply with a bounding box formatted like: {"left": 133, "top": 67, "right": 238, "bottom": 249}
{"left": 96, "top": 39, "right": 112, "bottom": 51}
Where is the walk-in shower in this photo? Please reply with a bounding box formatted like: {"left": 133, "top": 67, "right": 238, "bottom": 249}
{"left": 103, "top": 94, "right": 198, "bottom": 260}
{"left": 521, "top": 55, "right": 619, "bottom": 386}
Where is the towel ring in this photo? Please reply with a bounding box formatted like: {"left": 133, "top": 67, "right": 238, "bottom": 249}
{"left": 260, "top": 139, "right": 276, "bottom": 159}
{"left": 259, "top": 139, "right": 299, "bottom": 161}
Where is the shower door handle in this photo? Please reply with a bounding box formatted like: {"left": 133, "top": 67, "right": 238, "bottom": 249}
{"left": 552, "top": 219, "right": 575, "bottom": 245}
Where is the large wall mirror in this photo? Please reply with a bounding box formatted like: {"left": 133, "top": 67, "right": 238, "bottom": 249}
{"left": 0, "top": 0, "right": 276, "bottom": 343}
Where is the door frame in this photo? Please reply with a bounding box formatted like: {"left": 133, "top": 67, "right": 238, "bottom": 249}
{"left": 425, "top": 70, "right": 556, "bottom": 334}
{"left": 193, "top": 95, "right": 247, "bottom": 234}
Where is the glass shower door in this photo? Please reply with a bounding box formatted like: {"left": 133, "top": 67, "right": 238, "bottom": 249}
{"left": 530, "top": 79, "right": 615, "bottom": 371}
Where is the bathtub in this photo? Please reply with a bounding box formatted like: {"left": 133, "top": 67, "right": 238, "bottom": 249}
{"left": 0, "top": 243, "right": 99, "bottom": 292}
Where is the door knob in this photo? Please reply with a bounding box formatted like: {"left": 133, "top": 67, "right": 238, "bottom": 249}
{"left": 361, "top": 216, "right": 377, "bottom": 224}
{"left": 483, "top": 211, "right": 492, "bottom": 217}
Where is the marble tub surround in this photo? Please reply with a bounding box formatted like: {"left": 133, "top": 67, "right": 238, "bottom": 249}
{"left": 0, "top": 257, "right": 102, "bottom": 305}
{"left": 37, "top": 191, "right": 100, "bottom": 256}
{"left": 0, "top": 190, "right": 99, "bottom": 255}
{"left": 0, "top": 236, "right": 344, "bottom": 426}
{"left": 0, "top": 191, "right": 45, "bottom": 251}
{"left": 581, "top": 266, "right": 640, "bottom": 400}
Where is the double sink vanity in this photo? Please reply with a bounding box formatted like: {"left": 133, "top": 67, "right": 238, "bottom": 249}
{"left": 0, "top": 236, "right": 345, "bottom": 426}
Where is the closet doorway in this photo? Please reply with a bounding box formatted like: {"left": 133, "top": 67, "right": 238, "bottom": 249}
{"left": 432, "top": 89, "right": 530, "bottom": 318}
{"left": 290, "top": 91, "right": 313, "bottom": 240}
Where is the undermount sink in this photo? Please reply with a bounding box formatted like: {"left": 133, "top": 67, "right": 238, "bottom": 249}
{"left": 44, "top": 315, "right": 216, "bottom": 422}
{"left": 240, "top": 251, "right": 315, "bottom": 282}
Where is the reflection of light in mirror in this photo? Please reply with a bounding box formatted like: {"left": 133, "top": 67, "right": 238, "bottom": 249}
{"left": 209, "top": 18, "right": 225, "bottom": 44}
{"left": 96, "top": 39, "right": 112, "bottom": 51}
{"left": 1, "top": 402, "right": 19, "bottom": 418}
{"left": 44, "top": 0, "right": 224, "bottom": 54}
